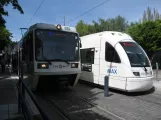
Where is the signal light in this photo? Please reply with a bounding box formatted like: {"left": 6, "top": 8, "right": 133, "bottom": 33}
{"left": 123, "top": 42, "right": 135, "bottom": 46}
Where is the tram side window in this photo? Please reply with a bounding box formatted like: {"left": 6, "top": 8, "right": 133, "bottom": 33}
{"left": 25, "top": 32, "right": 33, "bottom": 61}
{"left": 29, "top": 32, "right": 33, "bottom": 61}
{"left": 105, "top": 42, "right": 121, "bottom": 63}
{"left": 81, "top": 48, "right": 95, "bottom": 64}
{"left": 22, "top": 38, "right": 27, "bottom": 61}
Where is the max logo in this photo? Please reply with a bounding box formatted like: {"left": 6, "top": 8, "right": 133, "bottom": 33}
{"left": 107, "top": 68, "right": 117, "bottom": 74}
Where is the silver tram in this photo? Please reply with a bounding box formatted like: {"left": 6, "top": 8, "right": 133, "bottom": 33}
{"left": 15, "top": 23, "right": 81, "bottom": 91}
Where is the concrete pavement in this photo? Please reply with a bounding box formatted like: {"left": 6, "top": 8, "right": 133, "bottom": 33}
{"left": 0, "top": 74, "right": 22, "bottom": 120}
{"left": 74, "top": 79, "right": 161, "bottom": 120}
{"left": 153, "top": 70, "right": 161, "bottom": 81}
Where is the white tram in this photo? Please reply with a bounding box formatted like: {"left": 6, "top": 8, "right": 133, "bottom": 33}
{"left": 80, "top": 31, "right": 153, "bottom": 92}
{"left": 16, "top": 23, "right": 81, "bottom": 91}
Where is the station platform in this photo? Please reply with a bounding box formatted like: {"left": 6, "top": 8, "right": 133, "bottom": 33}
{"left": 0, "top": 73, "right": 22, "bottom": 120}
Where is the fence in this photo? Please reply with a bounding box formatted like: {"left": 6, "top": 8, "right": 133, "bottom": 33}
{"left": 17, "top": 63, "right": 51, "bottom": 120}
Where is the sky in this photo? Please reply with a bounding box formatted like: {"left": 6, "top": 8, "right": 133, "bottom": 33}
{"left": 3, "top": 0, "right": 161, "bottom": 41}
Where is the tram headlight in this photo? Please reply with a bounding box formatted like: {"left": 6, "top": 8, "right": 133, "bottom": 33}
{"left": 71, "top": 63, "right": 78, "bottom": 68}
{"left": 56, "top": 24, "right": 62, "bottom": 30}
{"left": 37, "top": 63, "right": 49, "bottom": 69}
{"left": 133, "top": 72, "right": 140, "bottom": 76}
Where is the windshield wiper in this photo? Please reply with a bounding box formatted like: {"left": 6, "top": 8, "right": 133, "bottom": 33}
{"left": 136, "top": 53, "right": 147, "bottom": 72}
{"left": 41, "top": 47, "right": 52, "bottom": 65}
{"left": 52, "top": 59, "right": 70, "bottom": 64}
{"left": 42, "top": 55, "right": 52, "bottom": 65}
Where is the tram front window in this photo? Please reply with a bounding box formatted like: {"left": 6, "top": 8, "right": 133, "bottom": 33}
{"left": 120, "top": 42, "right": 150, "bottom": 67}
{"left": 35, "top": 29, "right": 79, "bottom": 61}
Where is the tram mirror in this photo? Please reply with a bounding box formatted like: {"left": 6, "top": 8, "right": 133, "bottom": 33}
{"left": 79, "top": 38, "right": 82, "bottom": 48}
{"left": 80, "top": 43, "right": 82, "bottom": 48}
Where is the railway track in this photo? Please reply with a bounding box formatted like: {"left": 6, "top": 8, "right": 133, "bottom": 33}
{"left": 35, "top": 90, "right": 126, "bottom": 120}
{"left": 34, "top": 82, "right": 161, "bottom": 120}
{"left": 35, "top": 92, "right": 69, "bottom": 120}
{"left": 68, "top": 92, "right": 126, "bottom": 120}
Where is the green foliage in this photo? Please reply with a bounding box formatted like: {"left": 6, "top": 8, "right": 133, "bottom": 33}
{"left": 0, "top": 26, "right": 12, "bottom": 50}
{"left": 126, "top": 20, "right": 161, "bottom": 57}
{"left": 0, "top": 0, "right": 24, "bottom": 50}
{"left": 0, "top": 0, "right": 24, "bottom": 26}
{"left": 0, "top": 0, "right": 24, "bottom": 15}
{"left": 76, "top": 7, "right": 161, "bottom": 58}
{"left": 76, "top": 20, "right": 89, "bottom": 36}
{"left": 76, "top": 15, "right": 128, "bottom": 36}
{"left": 128, "top": 7, "right": 161, "bottom": 57}
{"left": 10, "top": 41, "right": 18, "bottom": 49}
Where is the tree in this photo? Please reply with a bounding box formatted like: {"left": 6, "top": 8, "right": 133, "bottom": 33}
{"left": 112, "top": 15, "right": 128, "bottom": 32}
{"left": 0, "top": 0, "right": 24, "bottom": 25}
{"left": 142, "top": 7, "right": 161, "bottom": 22}
{"left": 0, "top": 0, "right": 24, "bottom": 50}
{"left": 76, "top": 20, "right": 89, "bottom": 36}
{"left": 0, "top": 26, "right": 12, "bottom": 50}
{"left": 126, "top": 20, "right": 161, "bottom": 58}
{"left": 76, "top": 7, "right": 161, "bottom": 59}
{"left": 76, "top": 15, "right": 129, "bottom": 36}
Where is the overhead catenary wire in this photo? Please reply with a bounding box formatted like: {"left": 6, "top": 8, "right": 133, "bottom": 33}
{"left": 67, "top": 0, "right": 110, "bottom": 24}
{"left": 25, "top": 0, "right": 44, "bottom": 28}
{"left": 60, "top": 16, "right": 66, "bottom": 25}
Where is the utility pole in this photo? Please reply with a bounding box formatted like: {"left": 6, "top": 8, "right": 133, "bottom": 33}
{"left": 63, "top": 16, "right": 65, "bottom": 26}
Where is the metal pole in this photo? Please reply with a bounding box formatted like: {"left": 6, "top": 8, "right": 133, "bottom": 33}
{"left": 18, "top": 76, "right": 21, "bottom": 113}
{"left": 21, "top": 62, "right": 26, "bottom": 115}
{"left": 20, "top": 28, "right": 24, "bottom": 37}
{"left": 18, "top": 50, "right": 21, "bottom": 113}
{"left": 21, "top": 74, "right": 25, "bottom": 100}
{"left": 106, "top": 40, "right": 121, "bottom": 97}
{"left": 21, "top": 62, "right": 25, "bottom": 98}
{"left": 104, "top": 76, "right": 109, "bottom": 97}
{"left": 64, "top": 16, "right": 65, "bottom": 26}
{"left": 156, "top": 62, "right": 159, "bottom": 81}
{"left": 20, "top": 28, "right": 28, "bottom": 37}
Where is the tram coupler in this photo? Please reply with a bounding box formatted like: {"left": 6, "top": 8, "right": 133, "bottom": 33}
{"left": 58, "top": 81, "right": 69, "bottom": 89}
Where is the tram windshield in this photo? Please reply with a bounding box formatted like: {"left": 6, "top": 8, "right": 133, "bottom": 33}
{"left": 120, "top": 42, "right": 150, "bottom": 67}
{"left": 35, "top": 29, "right": 80, "bottom": 61}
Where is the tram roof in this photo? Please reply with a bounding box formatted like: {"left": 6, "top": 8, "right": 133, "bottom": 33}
{"left": 18, "top": 23, "right": 78, "bottom": 47}
{"left": 28, "top": 23, "right": 77, "bottom": 33}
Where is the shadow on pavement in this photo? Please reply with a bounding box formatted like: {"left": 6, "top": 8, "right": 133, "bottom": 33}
{"left": 78, "top": 80, "right": 155, "bottom": 97}
{"left": 34, "top": 80, "right": 112, "bottom": 120}
{"left": 35, "top": 90, "right": 111, "bottom": 120}
{"left": 109, "top": 86, "right": 155, "bottom": 96}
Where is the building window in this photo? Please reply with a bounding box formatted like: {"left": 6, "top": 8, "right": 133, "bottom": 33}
{"left": 105, "top": 42, "right": 121, "bottom": 63}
